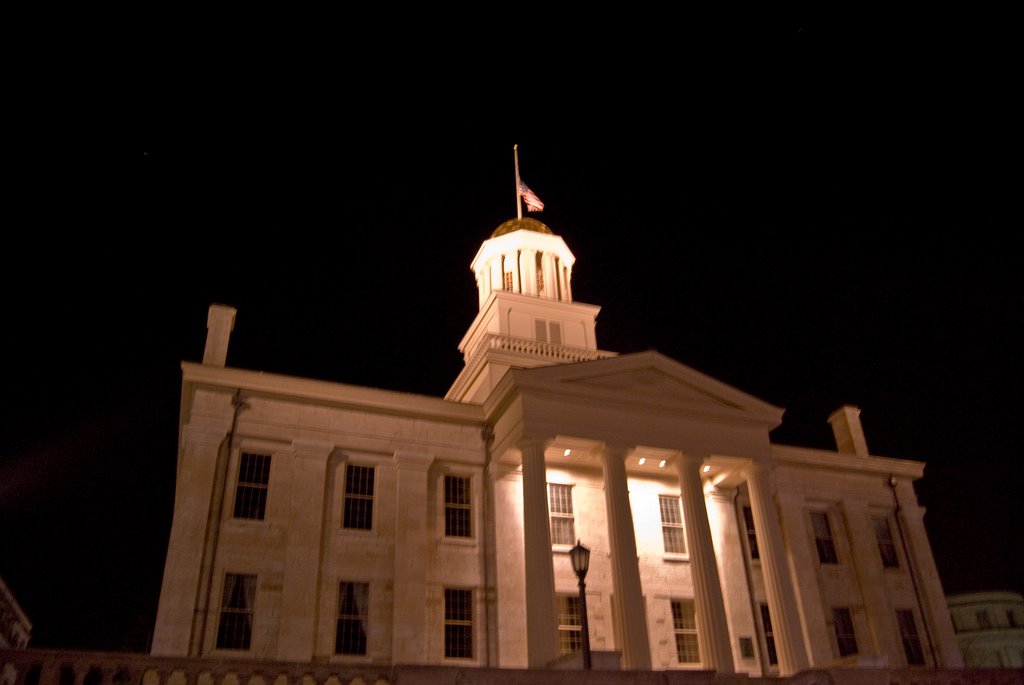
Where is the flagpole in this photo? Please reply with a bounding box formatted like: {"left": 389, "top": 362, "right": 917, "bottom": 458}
{"left": 514, "top": 144, "right": 522, "bottom": 219}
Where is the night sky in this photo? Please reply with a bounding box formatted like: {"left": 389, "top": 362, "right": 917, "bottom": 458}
{"left": 2, "top": 20, "right": 1019, "bottom": 652}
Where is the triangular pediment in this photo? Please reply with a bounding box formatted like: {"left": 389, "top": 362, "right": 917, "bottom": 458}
{"left": 506, "top": 350, "right": 784, "bottom": 427}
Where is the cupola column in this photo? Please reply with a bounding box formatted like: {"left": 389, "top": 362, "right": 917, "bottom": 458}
{"left": 519, "top": 249, "right": 537, "bottom": 296}
{"left": 519, "top": 437, "right": 559, "bottom": 668}
{"left": 601, "top": 444, "right": 652, "bottom": 669}
{"left": 677, "top": 453, "right": 734, "bottom": 673}
{"left": 745, "top": 461, "right": 811, "bottom": 674}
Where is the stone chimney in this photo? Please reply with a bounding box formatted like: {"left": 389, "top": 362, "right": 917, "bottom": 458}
{"left": 827, "top": 405, "right": 869, "bottom": 456}
{"left": 203, "top": 304, "right": 237, "bottom": 367}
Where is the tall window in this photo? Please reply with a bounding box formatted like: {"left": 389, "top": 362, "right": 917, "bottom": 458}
{"left": 233, "top": 453, "right": 270, "bottom": 520}
{"left": 343, "top": 464, "right": 374, "bottom": 530}
{"left": 548, "top": 483, "right": 575, "bottom": 546}
{"left": 444, "top": 588, "right": 473, "bottom": 659}
{"left": 810, "top": 511, "right": 839, "bottom": 564}
{"left": 743, "top": 506, "right": 760, "bottom": 560}
{"left": 534, "top": 319, "right": 562, "bottom": 344}
{"left": 659, "top": 495, "right": 687, "bottom": 554}
{"left": 671, "top": 599, "right": 699, "bottom": 663}
{"left": 832, "top": 607, "right": 858, "bottom": 657}
{"left": 444, "top": 475, "right": 471, "bottom": 538}
{"left": 760, "top": 604, "right": 778, "bottom": 666}
{"left": 896, "top": 609, "right": 925, "bottom": 665}
{"left": 503, "top": 271, "right": 513, "bottom": 291}
{"left": 975, "top": 610, "right": 991, "bottom": 629}
{"left": 216, "top": 573, "right": 256, "bottom": 650}
{"left": 335, "top": 581, "right": 369, "bottom": 655}
{"left": 873, "top": 516, "right": 899, "bottom": 568}
{"left": 556, "top": 594, "right": 582, "bottom": 655}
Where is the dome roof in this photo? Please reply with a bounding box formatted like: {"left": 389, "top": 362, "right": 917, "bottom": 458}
{"left": 490, "top": 217, "right": 553, "bottom": 238}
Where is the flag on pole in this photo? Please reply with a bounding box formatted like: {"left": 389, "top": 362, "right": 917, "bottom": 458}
{"left": 518, "top": 180, "right": 544, "bottom": 212}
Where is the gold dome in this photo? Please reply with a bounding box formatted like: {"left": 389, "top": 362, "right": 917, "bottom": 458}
{"left": 490, "top": 217, "right": 554, "bottom": 238}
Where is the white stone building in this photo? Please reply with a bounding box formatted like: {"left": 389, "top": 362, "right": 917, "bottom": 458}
{"left": 151, "top": 217, "right": 963, "bottom": 675}
{"left": 947, "top": 591, "right": 1024, "bottom": 667}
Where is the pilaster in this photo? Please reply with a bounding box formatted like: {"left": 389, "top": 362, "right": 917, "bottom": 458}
{"left": 391, "top": 449, "right": 435, "bottom": 664}
{"left": 277, "top": 439, "right": 334, "bottom": 662}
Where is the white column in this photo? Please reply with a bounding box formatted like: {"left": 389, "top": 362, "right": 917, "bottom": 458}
{"left": 601, "top": 444, "right": 652, "bottom": 669}
{"left": 392, "top": 449, "right": 434, "bottom": 664}
{"left": 489, "top": 258, "right": 502, "bottom": 292}
{"left": 563, "top": 264, "right": 573, "bottom": 302}
{"left": 677, "top": 453, "right": 734, "bottom": 673}
{"left": 519, "top": 249, "right": 536, "bottom": 296}
{"left": 746, "top": 462, "right": 811, "bottom": 674}
{"left": 520, "top": 438, "right": 559, "bottom": 668}
{"left": 278, "top": 439, "right": 333, "bottom": 662}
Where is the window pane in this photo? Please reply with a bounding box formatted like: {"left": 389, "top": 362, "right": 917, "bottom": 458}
{"left": 873, "top": 516, "right": 899, "bottom": 568}
{"left": 896, "top": 609, "right": 925, "bottom": 665}
{"left": 234, "top": 453, "right": 270, "bottom": 520}
{"left": 444, "top": 589, "right": 473, "bottom": 658}
{"left": 811, "top": 512, "right": 839, "bottom": 564}
{"left": 444, "top": 475, "right": 472, "bottom": 538}
{"left": 336, "top": 582, "right": 368, "bottom": 655}
{"left": 671, "top": 600, "right": 699, "bottom": 663}
{"left": 548, "top": 484, "right": 575, "bottom": 545}
{"left": 832, "top": 607, "right": 858, "bottom": 657}
{"left": 557, "top": 595, "right": 582, "bottom": 655}
{"left": 216, "top": 574, "right": 256, "bottom": 650}
{"left": 659, "top": 495, "right": 686, "bottom": 554}
{"left": 743, "top": 506, "right": 760, "bottom": 560}
{"left": 760, "top": 604, "right": 778, "bottom": 666}
{"left": 343, "top": 465, "right": 374, "bottom": 529}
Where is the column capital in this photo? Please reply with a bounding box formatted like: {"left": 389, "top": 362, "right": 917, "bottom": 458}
{"left": 601, "top": 442, "right": 633, "bottom": 460}
{"left": 517, "top": 436, "right": 553, "bottom": 453}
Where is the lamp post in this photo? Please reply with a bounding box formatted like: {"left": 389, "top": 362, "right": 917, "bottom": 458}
{"left": 569, "top": 539, "right": 592, "bottom": 670}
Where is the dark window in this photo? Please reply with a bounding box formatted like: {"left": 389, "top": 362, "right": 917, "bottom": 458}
{"left": 672, "top": 599, "right": 699, "bottom": 663}
{"left": 548, "top": 483, "right": 575, "bottom": 545}
{"left": 216, "top": 573, "right": 256, "bottom": 650}
{"left": 343, "top": 464, "right": 374, "bottom": 530}
{"left": 811, "top": 511, "right": 839, "bottom": 564}
{"left": 976, "top": 610, "right": 991, "bottom": 629}
{"left": 873, "top": 516, "right": 899, "bottom": 568}
{"left": 760, "top": 604, "right": 778, "bottom": 666}
{"left": 832, "top": 607, "right": 858, "bottom": 657}
{"left": 335, "top": 581, "right": 369, "bottom": 655}
{"left": 557, "top": 594, "right": 582, "bottom": 655}
{"left": 896, "top": 609, "right": 925, "bottom": 665}
{"left": 444, "top": 475, "right": 471, "bottom": 538}
{"left": 739, "top": 637, "right": 755, "bottom": 658}
{"left": 233, "top": 453, "right": 270, "bottom": 520}
{"left": 1008, "top": 610, "right": 1019, "bottom": 628}
{"left": 743, "top": 506, "right": 760, "bottom": 560}
{"left": 444, "top": 588, "right": 473, "bottom": 658}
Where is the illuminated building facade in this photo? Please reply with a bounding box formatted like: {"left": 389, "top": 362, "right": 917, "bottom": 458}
{"left": 151, "top": 217, "right": 963, "bottom": 675}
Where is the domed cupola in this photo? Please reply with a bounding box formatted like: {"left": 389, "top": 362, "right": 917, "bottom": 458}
{"left": 470, "top": 217, "right": 575, "bottom": 309}
{"left": 447, "top": 217, "right": 615, "bottom": 403}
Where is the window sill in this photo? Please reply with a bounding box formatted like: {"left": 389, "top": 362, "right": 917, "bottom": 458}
{"left": 440, "top": 536, "right": 478, "bottom": 548}
{"left": 662, "top": 553, "right": 690, "bottom": 563}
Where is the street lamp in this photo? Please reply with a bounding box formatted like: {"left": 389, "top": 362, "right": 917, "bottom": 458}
{"left": 569, "top": 539, "right": 592, "bottom": 670}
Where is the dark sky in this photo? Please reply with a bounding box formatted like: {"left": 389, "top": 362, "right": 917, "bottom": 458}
{"left": 2, "top": 19, "right": 1019, "bottom": 652}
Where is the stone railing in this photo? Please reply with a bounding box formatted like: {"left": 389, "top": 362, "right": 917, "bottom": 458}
{"left": 3, "top": 650, "right": 1022, "bottom": 685}
{"left": 447, "top": 333, "right": 617, "bottom": 400}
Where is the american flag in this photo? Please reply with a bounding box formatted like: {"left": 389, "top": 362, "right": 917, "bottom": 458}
{"left": 518, "top": 180, "right": 544, "bottom": 212}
